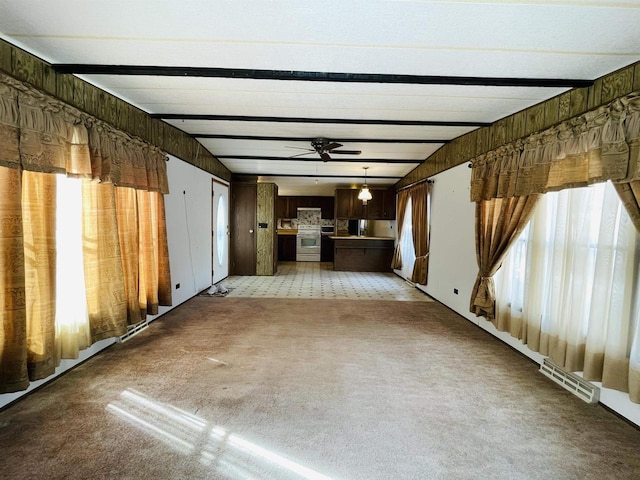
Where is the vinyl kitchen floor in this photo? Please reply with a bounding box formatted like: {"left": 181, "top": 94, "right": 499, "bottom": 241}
{"left": 220, "top": 261, "right": 433, "bottom": 301}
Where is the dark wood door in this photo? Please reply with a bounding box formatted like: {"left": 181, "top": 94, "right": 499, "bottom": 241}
{"left": 231, "top": 183, "right": 256, "bottom": 275}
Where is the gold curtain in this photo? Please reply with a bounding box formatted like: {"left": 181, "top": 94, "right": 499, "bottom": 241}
{"left": 470, "top": 90, "right": 640, "bottom": 322}
{"left": 82, "top": 181, "right": 128, "bottom": 342}
{"left": 0, "top": 72, "right": 172, "bottom": 393}
{"left": 0, "top": 167, "right": 27, "bottom": 393}
{"left": 614, "top": 96, "right": 640, "bottom": 231}
{"left": 410, "top": 182, "right": 430, "bottom": 285}
{"left": 613, "top": 182, "right": 640, "bottom": 231}
{"left": 22, "top": 171, "right": 57, "bottom": 379}
{"left": 470, "top": 195, "right": 540, "bottom": 320}
{"left": 88, "top": 127, "right": 169, "bottom": 194}
{"left": 470, "top": 93, "right": 640, "bottom": 204}
{"left": 115, "top": 187, "right": 141, "bottom": 325}
{"left": 116, "top": 188, "right": 172, "bottom": 322}
{"left": 137, "top": 190, "right": 158, "bottom": 317}
{"left": 390, "top": 189, "right": 409, "bottom": 269}
{"left": 156, "top": 192, "right": 173, "bottom": 307}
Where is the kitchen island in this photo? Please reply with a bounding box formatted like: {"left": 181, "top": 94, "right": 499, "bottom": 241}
{"left": 330, "top": 236, "right": 395, "bottom": 272}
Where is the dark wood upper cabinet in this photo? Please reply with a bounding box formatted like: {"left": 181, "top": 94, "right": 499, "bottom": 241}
{"left": 335, "top": 189, "right": 362, "bottom": 219}
{"left": 382, "top": 189, "right": 396, "bottom": 220}
{"left": 365, "top": 190, "right": 384, "bottom": 219}
{"left": 368, "top": 189, "right": 396, "bottom": 220}
{"left": 276, "top": 196, "right": 335, "bottom": 219}
{"left": 276, "top": 196, "right": 288, "bottom": 219}
{"left": 334, "top": 188, "right": 396, "bottom": 220}
{"left": 320, "top": 196, "right": 334, "bottom": 219}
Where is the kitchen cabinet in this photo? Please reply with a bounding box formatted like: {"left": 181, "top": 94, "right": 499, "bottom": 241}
{"left": 321, "top": 235, "right": 334, "bottom": 262}
{"left": 332, "top": 236, "right": 394, "bottom": 272}
{"left": 276, "top": 196, "right": 299, "bottom": 218}
{"left": 276, "top": 196, "right": 334, "bottom": 219}
{"left": 366, "top": 189, "right": 396, "bottom": 220}
{"left": 276, "top": 196, "right": 289, "bottom": 219}
{"left": 278, "top": 234, "right": 297, "bottom": 261}
{"left": 320, "top": 196, "right": 334, "bottom": 219}
{"left": 335, "top": 189, "right": 365, "bottom": 219}
{"left": 334, "top": 188, "right": 395, "bottom": 220}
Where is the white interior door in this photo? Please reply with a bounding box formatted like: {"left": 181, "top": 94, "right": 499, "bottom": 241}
{"left": 212, "top": 180, "right": 230, "bottom": 285}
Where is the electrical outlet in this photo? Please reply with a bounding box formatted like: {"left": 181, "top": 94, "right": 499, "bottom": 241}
{"left": 176, "top": 283, "right": 180, "bottom": 289}
{"left": 453, "top": 288, "right": 458, "bottom": 295}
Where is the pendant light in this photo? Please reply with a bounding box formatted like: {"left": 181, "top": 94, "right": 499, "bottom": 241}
{"left": 358, "top": 166, "right": 372, "bottom": 205}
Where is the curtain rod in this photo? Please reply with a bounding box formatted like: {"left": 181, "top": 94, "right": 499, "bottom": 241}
{"left": 396, "top": 177, "right": 434, "bottom": 191}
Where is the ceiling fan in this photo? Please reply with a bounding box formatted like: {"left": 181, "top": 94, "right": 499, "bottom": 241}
{"left": 289, "top": 138, "right": 362, "bottom": 162}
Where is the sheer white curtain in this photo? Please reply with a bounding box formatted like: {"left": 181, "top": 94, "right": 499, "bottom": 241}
{"left": 398, "top": 198, "right": 416, "bottom": 281}
{"left": 496, "top": 181, "right": 640, "bottom": 399}
{"left": 55, "top": 175, "right": 91, "bottom": 359}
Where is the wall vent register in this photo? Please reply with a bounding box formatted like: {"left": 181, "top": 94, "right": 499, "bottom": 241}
{"left": 539, "top": 358, "right": 600, "bottom": 404}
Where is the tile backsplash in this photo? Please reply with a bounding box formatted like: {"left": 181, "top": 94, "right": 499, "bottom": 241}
{"left": 296, "top": 209, "right": 321, "bottom": 225}
{"left": 278, "top": 209, "right": 346, "bottom": 232}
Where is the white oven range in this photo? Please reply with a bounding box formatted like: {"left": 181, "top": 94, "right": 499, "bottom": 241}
{"left": 296, "top": 224, "right": 321, "bottom": 262}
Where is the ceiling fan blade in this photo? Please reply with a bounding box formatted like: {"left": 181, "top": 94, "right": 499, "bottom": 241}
{"left": 289, "top": 151, "right": 315, "bottom": 158}
{"left": 323, "top": 142, "right": 342, "bottom": 151}
{"left": 329, "top": 149, "right": 362, "bottom": 155}
{"left": 286, "top": 146, "right": 314, "bottom": 151}
{"left": 320, "top": 152, "right": 331, "bottom": 162}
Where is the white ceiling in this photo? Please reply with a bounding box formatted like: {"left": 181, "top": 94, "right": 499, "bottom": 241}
{"left": 1, "top": 0, "right": 640, "bottom": 195}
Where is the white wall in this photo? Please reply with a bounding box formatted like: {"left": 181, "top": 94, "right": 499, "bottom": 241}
{"left": 369, "top": 219, "right": 396, "bottom": 238}
{"left": 0, "top": 155, "right": 223, "bottom": 409}
{"left": 418, "top": 163, "right": 640, "bottom": 427}
{"left": 159, "top": 154, "right": 222, "bottom": 307}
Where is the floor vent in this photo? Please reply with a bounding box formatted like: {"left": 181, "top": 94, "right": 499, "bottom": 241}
{"left": 117, "top": 320, "right": 149, "bottom": 343}
{"left": 539, "top": 358, "right": 600, "bottom": 404}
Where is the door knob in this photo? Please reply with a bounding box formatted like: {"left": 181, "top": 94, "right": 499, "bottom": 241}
{"left": 249, "top": 229, "right": 254, "bottom": 234}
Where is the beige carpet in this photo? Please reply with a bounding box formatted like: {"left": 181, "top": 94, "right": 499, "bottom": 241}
{"left": 1, "top": 297, "right": 639, "bottom": 480}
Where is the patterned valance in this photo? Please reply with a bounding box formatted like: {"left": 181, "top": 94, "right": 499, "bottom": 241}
{"left": 0, "top": 83, "right": 20, "bottom": 170}
{"left": 0, "top": 73, "right": 168, "bottom": 194}
{"left": 471, "top": 91, "right": 640, "bottom": 202}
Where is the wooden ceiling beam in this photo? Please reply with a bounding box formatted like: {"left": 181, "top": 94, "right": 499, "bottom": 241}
{"left": 193, "top": 134, "right": 450, "bottom": 143}
{"left": 52, "top": 64, "right": 593, "bottom": 89}
{"left": 151, "top": 113, "right": 489, "bottom": 127}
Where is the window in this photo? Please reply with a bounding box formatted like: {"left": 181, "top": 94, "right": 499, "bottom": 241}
{"left": 495, "top": 181, "right": 640, "bottom": 392}
{"left": 398, "top": 198, "right": 415, "bottom": 281}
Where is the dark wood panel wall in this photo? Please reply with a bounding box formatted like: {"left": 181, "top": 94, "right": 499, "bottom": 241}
{"left": 0, "top": 39, "right": 231, "bottom": 182}
{"left": 396, "top": 60, "right": 640, "bottom": 189}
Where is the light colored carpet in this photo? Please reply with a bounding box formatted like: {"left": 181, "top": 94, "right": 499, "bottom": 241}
{"left": 1, "top": 297, "right": 639, "bottom": 480}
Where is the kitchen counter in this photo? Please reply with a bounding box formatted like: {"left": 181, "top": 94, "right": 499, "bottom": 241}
{"left": 277, "top": 229, "right": 298, "bottom": 235}
{"left": 329, "top": 235, "right": 394, "bottom": 241}
{"left": 332, "top": 236, "right": 394, "bottom": 272}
